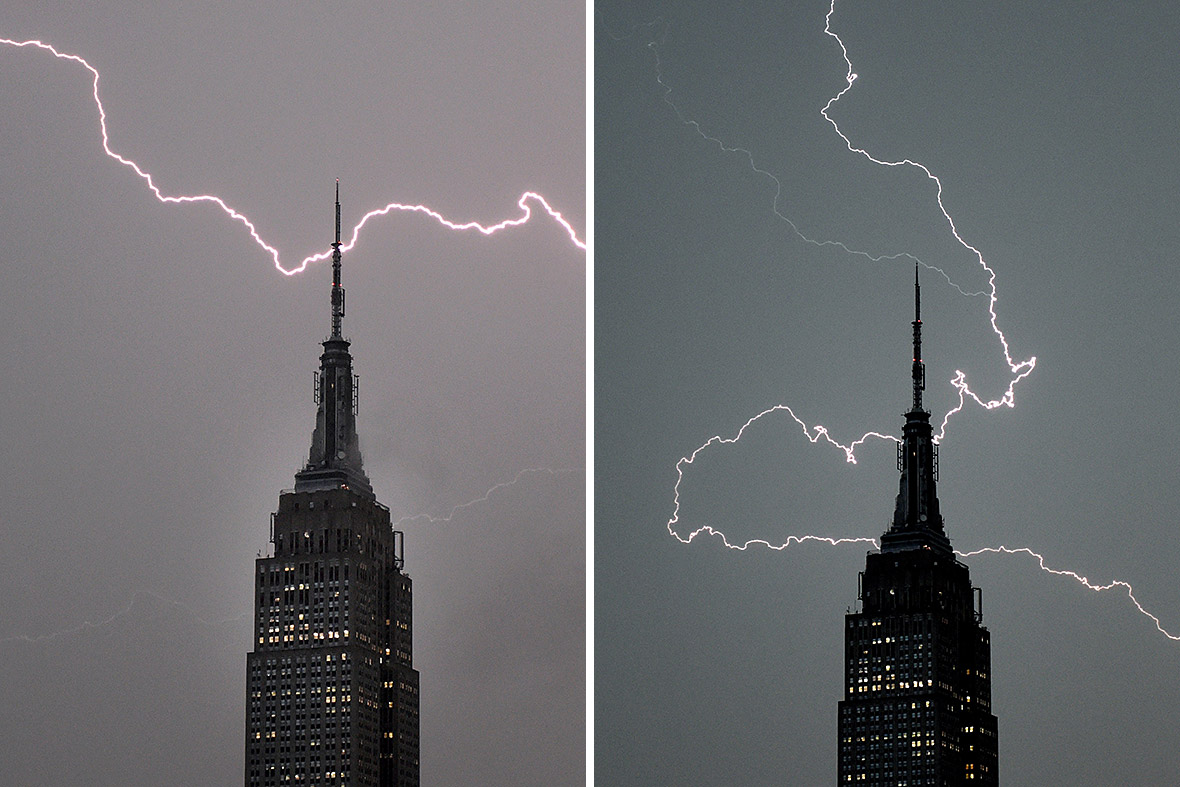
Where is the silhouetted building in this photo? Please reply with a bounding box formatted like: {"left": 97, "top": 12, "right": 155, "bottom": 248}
{"left": 837, "top": 269, "right": 998, "bottom": 785}
{"left": 246, "top": 185, "right": 420, "bottom": 786}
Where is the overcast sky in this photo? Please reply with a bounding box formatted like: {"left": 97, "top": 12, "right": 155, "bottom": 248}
{"left": 10, "top": 2, "right": 1180, "bottom": 784}
{"left": 597, "top": 1, "right": 1180, "bottom": 784}
{"left": 0, "top": 2, "right": 583, "bottom": 784}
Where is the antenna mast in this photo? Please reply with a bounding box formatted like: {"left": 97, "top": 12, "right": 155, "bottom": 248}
{"left": 912, "top": 264, "right": 925, "bottom": 411}
{"left": 331, "top": 179, "right": 345, "bottom": 338}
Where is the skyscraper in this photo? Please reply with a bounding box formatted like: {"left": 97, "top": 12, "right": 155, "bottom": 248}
{"left": 246, "top": 185, "right": 420, "bottom": 786}
{"left": 837, "top": 269, "right": 998, "bottom": 785}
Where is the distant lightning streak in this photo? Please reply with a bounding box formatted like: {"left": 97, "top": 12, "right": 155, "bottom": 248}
{"left": 1, "top": 468, "right": 581, "bottom": 641}
{"left": 0, "top": 37, "right": 585, "bottom": 274}
{"left": 0, "top": 589, "right": 248, "bottom": 645}
{"left": 393, "top": 467, "right": 578, "bottom": 526}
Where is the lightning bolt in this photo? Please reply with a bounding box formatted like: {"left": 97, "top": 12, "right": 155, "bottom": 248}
{"left": 666, "top": 403, "right": 896, "bottom": 547}
{"left": 0, "top": 38, "right": 582, "bottom": 639}
{"left": 0, "top": 589, "right": 248, "bottom": 645}
{"left": 0, "top": 36, "right": 586, "bottom": 275}
{"left": 958, "top": 546, "right": 1180, "bottom": 642}
{"left": 819, "top": 2, "right": 1035, "bottom": 433}
{"left": 393, "top": 467, "right": 579, "bottom": 526}
{"left": 671, "top": 520, "right": 1180, "bottom": 643}
{"left": 639, "top": 4, "right": 1177, "bottom": 643}
{"left": 641, "top": 4, "right": 1035, "bottom": 446}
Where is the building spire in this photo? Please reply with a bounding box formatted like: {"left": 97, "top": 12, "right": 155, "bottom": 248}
{"left": 331, "top": 179, "right": 345, "bottom": 339}
{"left": 912, "top": 264, "right": 925, "bottom": 412}
{"left": 884, "top": 265, "right": 950, "bottom": 555}
{"left": 293, "top": 181, "right": 373, "bottom": 498}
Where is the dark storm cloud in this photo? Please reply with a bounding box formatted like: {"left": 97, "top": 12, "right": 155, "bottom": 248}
{"left": 596, "top": 1, "right": 1180, "bottom": 784}
{"left": 0, "top": 2, "right": 584, "bottom": 784}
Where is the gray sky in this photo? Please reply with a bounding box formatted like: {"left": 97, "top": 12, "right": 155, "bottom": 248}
{"left": 0, "top": 2, "right": 584, "bottom": 784}
{"left": 597, "top": 1, "right": 1180, "bottom": 784}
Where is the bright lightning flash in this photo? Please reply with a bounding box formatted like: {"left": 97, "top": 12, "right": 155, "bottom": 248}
{"left": 958, "top": 546, "right": 1180, "bottom": 642}
{"left": 0, "top": 37, "right": 586, "bottom": 274}
{"left": 647, "top": 2, "right": 1177, "bottom": 644}
{"left": 820, "top": 2, "right": 1035, "bottom": 433}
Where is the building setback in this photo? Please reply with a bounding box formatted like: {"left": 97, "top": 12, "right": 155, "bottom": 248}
{"left": 837, "top": 269, "right": 998, "bottom": 785}
{"left": 246, "top": 185, "right": 420, "bottom": 786}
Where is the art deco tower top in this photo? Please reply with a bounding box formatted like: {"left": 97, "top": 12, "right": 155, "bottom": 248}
{"left": 837, "top": 266, "right": 998, "bottom": 786}
{"left": 882, "top": 265, "right": 951, "bottom": 556}
{"left": 293, "top": 182, "right": 374, "bottom": 498}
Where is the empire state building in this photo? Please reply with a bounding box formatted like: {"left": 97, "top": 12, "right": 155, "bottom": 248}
{"left": 837, "top": 269, "right": 998, "bottom": 785}
{"left": 246, "top": 185, "right": 420, "bottom": 786}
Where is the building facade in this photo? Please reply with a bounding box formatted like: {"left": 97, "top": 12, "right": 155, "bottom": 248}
{"left": 246, "top": 186, "right": 420, "bottom": 786}
{"left": 837, "top": 270, "right": 998, "bottom": 785}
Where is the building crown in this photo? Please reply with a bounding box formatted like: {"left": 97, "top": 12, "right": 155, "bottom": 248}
{"left": 882, "top": 266, "right": 951, "bottom": 555}
{"left": 293, "top": 182, "right": 374, "bottom": 498}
